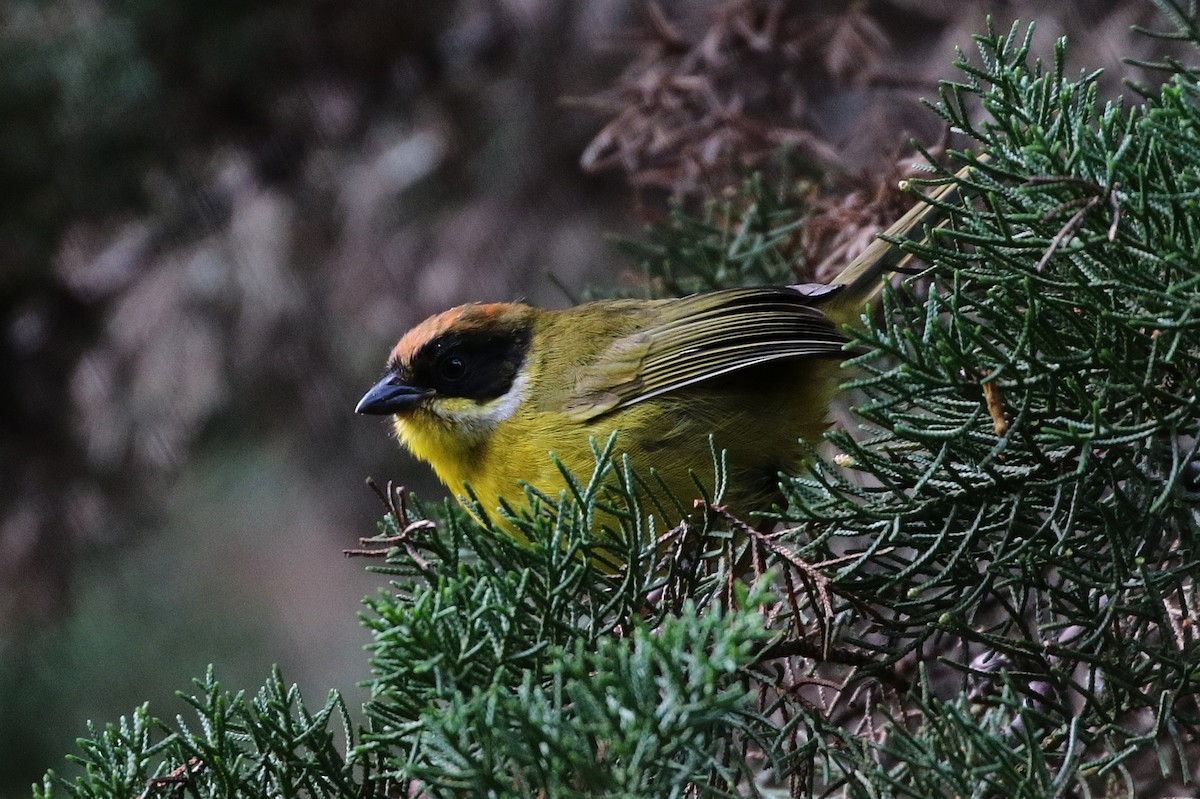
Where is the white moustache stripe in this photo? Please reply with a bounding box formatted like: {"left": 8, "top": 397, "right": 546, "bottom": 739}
{"left": 442, "top": 368, "right": 530, "bottom": 437}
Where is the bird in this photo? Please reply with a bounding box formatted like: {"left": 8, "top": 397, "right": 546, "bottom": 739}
{"left": 357, "top": 164, "right": 977, "bottom": 539}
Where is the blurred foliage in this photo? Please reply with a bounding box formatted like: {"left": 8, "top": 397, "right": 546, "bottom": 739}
{"left": 1, "top": 0, "right": 443, "bottom": 279}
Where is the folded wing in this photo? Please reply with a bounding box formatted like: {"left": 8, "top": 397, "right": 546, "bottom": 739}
{"left": 565, "top": 285, "right": 850, "bottom": 421}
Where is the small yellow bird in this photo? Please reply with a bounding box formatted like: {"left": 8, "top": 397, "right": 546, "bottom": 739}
{"left": 357, "top": 168, "right": 974, "bottom": 534}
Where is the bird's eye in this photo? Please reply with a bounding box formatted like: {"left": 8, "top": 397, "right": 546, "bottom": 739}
{"left": 439, "top": 355, "right": 467, "bottom": 381}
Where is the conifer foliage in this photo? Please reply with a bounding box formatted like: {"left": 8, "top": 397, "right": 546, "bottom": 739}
{"left": 38, "top": 5, "right": 1200, "bottom": 798}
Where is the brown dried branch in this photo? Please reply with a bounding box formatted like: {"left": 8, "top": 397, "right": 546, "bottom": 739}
{"left": 805, "top": 151, "right": 946, "bottom": 283}
{"left": 344, "top": 478, "right": 435, "bottom": 572}
{"left": 575, "top": 2, "right": 915, "bottom": 198}
{"left": 1025, "top": 174, "right": 1124, "bottom": 271}
{"left": 654, "top": 501, "right": 908, "bottom": 694}
{"left": 138, "top": 758, "right": 205, "bottom": 799}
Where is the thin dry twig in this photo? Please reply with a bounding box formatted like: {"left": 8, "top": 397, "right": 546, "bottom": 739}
{"left": 1026, "top": 174, "right": 1124, "bottom": 270}
{"left": 345, "top": 478, "right": 435, "bottom": 572}
{"left": 138, "top": 758, "right": 205, "bottom": 799}
{"left": 660, "top": 502, "right": 909, "bottom": 691}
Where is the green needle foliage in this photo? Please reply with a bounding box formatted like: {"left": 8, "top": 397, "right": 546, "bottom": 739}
{"left": 38, "top": 668, "right": 364, "bottom": 799}
{"left": 38, "top": 7, "right": 1200, "bottom": 799}
{"left": 613, "top": 170, "right": 807, "bottom": 297}
{"left": 772, "top": 9, "right": 1200, "bottom": 795}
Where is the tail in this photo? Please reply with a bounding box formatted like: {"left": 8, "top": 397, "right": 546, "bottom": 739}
{"left": 819, "top": 157, "right": 989, "bottom": 328}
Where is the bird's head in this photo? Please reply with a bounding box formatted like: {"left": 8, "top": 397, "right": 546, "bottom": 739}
{"left": 356, "top": 302, "right": 536, "bottom": 449}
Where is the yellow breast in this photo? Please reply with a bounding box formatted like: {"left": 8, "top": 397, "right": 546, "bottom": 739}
{"left": 394, "top": 309, "right": 840, "bottom": 536}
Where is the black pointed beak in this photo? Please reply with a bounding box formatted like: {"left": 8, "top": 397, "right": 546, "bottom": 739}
{"left": 355, "top": 375, "right": 430, "bottom": 415}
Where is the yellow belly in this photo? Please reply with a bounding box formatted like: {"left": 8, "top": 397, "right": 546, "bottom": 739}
{"left": 398, "top": 360, "right": 841, "bottom": 539}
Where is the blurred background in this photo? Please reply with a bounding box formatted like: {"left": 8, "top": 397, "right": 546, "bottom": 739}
{"left": 0, "top": 0, "right": 1170, "bottom": 794}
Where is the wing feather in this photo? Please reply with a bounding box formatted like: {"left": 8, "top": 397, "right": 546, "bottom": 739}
{"left": 565, "top": 285, "right": 849, "bottom": 421}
